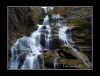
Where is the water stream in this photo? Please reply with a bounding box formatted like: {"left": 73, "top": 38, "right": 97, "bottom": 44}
{"left": 9, "top": 7, "right": 91, "bottom": 69}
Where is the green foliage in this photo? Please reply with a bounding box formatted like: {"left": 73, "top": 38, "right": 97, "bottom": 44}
{"left": 33, "top": 15, "right": 41, "bottom": 24}
{"left": 62, "top": 47, "right": 69, "bottom": 53}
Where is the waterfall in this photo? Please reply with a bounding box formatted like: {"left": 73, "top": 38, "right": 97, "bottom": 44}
{"left": 56, "top": 14, "right": 91, "bottom": 68}
{"left": 43, "top": 15, "right": 52, "bottom": 50}
{"left": 9, "top": 7, "right": 91, "bottom": 69}
{"left": 9, "top": 14, "right": 52, "bottom": 69}
{"left": 45, "top": 24, "right": 52, "bottom": 49}
{"left": 31, "top": 24, "right": 44, "bottom": 52}
{"left": 41, "top": 7, "right": 48, "bottom": 14}
{"left": 9, "top": 36, "right": 43, "bottom": 69}
{"left": 21, "top": 54, "right": 40, "bottom": 69}
{"left": 9, "top": 23, "right": 45, "bottom": 69}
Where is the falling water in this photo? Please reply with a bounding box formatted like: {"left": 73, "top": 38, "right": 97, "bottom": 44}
{"left": 9, "top": 36, "right": 43, "bottom": 69}
{"left": 45, "top": 25, "right": 52, "bottom": 49}
{"left": 9, "top": 7, "right": 91, "bottom": 69}
{"left": 43, "top": 15, "right": 52, "bottom": 50}
{"left": 21, "top": 54, "right": 40, "bottom": 69}
{"left": 41, "top": 7, "right": 48, "bottom": 14}
{"left": 31, "top": 24, "right": 44, "bottom": 52}
{"left": 9, "top": 22, "right": 45, "bottom": 69}
{"left": 56, "top": 14, "right": 91, "bottom": 68}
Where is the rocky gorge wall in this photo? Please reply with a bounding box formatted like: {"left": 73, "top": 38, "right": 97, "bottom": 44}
{"left": 8, "top": 7, "right": 92, "bottom": 69}
{"left": 51, "top": 7, "right": 92, "bottom": 61}
{"left": 8, "top": 7, "right": 45, "bottom": 60}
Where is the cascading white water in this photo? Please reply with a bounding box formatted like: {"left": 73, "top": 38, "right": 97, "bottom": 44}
{"left": 43, "top": 15, "right": 49, "bottom": 26}
{"left": 21, "top": 54, "right": 40, "bottom": 69}
{"left": 9, "top": 14, "right": 52, "bottom": 69}
{"left": 9, "top": 23, "right": 45, "bottom": 69}
{"left": 45, "top": 25, "right": 52, "bottom": 49}
{"left": 9, "top": 7, "right": 91, "bottom": 69}
{"left": 52, "top": 13, "right": 75, "bottom": 49}
{"left": 9, "top": 13, "right": 80, "bottom": 69}
{"left": 31, "top": 24, "right": 44, "bottom": 52}
{"left": 43, "top": 15, "right": 52, "bottom": 50}
{"left": 10, "top": 36, "right": 43, "bottom": 69}
{"left": 41, "top": 7, "right": 48, "bottom": 14}
{"left": 9, "top": 7, "right": 52, "bottom": 70}
{"left": 56, "top": 14, "right": 91, "bottom": 68}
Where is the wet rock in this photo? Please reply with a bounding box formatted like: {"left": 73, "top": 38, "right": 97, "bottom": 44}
{"left": 52, "top": 38, "right": 61, "bottom": 50}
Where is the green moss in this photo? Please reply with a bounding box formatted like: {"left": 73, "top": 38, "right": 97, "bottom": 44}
{"left": 33, "top": 16, "right": 41, "bottom": 24}
{"left": 26, "top": 25, "right": 36, "bottom": 36}
{"left": 62, "top": 47, "right": 69, "bottom": 53}
{"left": 67, "top": 19, "right": 85, "bottom": 26}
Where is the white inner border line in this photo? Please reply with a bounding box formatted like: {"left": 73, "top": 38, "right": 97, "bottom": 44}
{"left": 7, "top": 6, "right": 93, "bottom": 70}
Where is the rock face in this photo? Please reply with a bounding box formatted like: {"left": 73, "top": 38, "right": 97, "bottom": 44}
{"left": 72, "top": 24, "right": 92, "bottom": 61}
{"left": 8, "top": 7, "right": 45, "bottom": 60}
{"left": 52, "top": 7, "right": 92, "bottom": 20}
{"left": 8, "top": 7, "right": 46, "bottom": 46}
{"left": 51, "top": 7, "right": 92, "bottom": 62}
{"left": 43, "top": 7, "right": 92, "bottom": 69}
{"left": 8, "top": 7, "right": 33, "bottom": 48}
{"left": 31, "top": 7, "right": 46, "bottom": 24}
{"left": 8, "top": 7, "right": 92, "bottom": 69}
